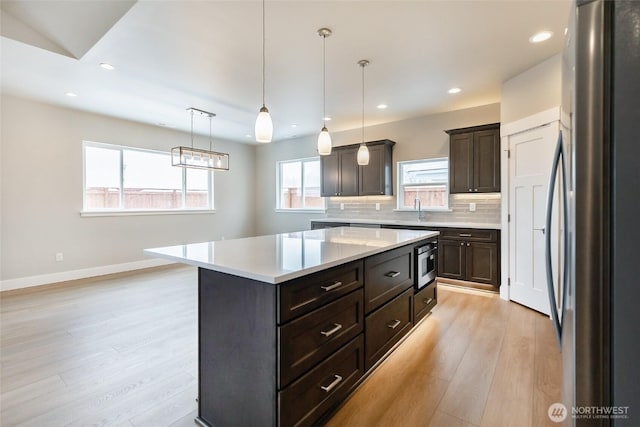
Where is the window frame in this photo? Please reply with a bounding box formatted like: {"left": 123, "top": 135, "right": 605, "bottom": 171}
{"left": 81, "top": 141, "right": 215, "bottom": 215}
{"left": 275, "top": 156, "right": 326, "bottom": 213}
{"left": 396, "top": 157, "right": 450, "bottom": 211}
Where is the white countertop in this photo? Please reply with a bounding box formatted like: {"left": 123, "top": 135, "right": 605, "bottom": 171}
{"left": 144, "top": 227, "right": 438, "bottom": 284}
{"left": 311, "top": 218, "right": 501, "bottom": 230}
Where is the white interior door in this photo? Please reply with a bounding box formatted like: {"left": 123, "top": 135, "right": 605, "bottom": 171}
{"left": 508, "top": 123, "right": 559, "bottom": 315}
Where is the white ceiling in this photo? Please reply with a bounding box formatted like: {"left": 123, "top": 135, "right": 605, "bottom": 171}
{"left": 0, "top": 0, "right": 571, "bottom": 143}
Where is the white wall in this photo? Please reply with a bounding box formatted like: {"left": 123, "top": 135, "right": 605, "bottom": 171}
{"left": 255, "top": 103, "right": 500, "bottom": 235}
{"left": 501, "top": 54, "right": 562, "bottom": 124}
{"left": 0, "top": 95, "right": 255, "bottom": 286}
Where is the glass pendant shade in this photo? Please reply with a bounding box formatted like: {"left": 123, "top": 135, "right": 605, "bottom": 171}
{"left": 255, "top": 106, "right": 273, "bottom": 143}
{"left": 357, "top": 143, "right": 370, "bottom": 165}
{"left": 317, "top": 127, "right": 332, "bottom": 155}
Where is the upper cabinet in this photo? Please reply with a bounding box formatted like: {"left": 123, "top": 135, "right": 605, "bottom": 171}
{"left": 320, "top": 140, "right": 395, "bottom": 197}
{"left": 446, "top": 123, "right": 500, "bottom": 193}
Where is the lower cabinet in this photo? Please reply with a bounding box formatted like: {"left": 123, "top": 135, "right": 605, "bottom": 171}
{"left": 364, "top": 288, "right": 413, "bottom": 370}
{"left": 437, "top": 228, "right": 500, "bottom": 288}
{"left": 414, "top": 281, "right": 437, "bottom": 324}
{"left": 279, "top": 335, "right": 365, "bottom": 427}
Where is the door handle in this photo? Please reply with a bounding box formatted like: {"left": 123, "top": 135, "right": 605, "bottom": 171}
{"left": 544, "top": 130, "right": 569, "bottom": 350}
{"left": 320, "top": 281, "right": 342, "bottom": 292}
{"left": 387, "top": 319, "right": 401, "bottom": 329}
{"left": 459, "top": 233, "right": 472, "bottom": 237}
{"left": 423, "top": 298, "right": 434, "bottom": 305}
{"left": 320, "top": 323, "right": 343, "bottom": 337}
{"left": 385, "top": 271, "right": 401, "bottom": 278}
{"left": 320, "top": 375, "right": 343, "bottom": 393}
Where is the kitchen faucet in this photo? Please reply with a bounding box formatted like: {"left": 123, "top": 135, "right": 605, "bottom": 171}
{"left": 415, "top": 197, "right": 424, "bottom": 221}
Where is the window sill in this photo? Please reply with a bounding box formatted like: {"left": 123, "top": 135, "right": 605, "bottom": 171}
{"left": 275, "top": 209, "right": 327, "bottom": 214}
{"left": 393, "top": 208, "right": 453, "bottom": 213}
{"left": 80, "top": 209, "right": 216, "bottom": 217}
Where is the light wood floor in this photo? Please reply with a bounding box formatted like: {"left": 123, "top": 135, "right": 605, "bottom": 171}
{"left": 0, "top": 267, "right": 561, "bottom": 427}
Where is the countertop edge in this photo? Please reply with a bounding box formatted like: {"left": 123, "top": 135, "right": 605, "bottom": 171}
{"left": 144, "top": 229, "right": 439, "bottom": 284}
{"left": 310, "top": 218, "right": 501, "bottom": 230}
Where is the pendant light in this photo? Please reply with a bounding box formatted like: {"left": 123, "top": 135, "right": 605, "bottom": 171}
{"left": 255, "top": 0, "right": 273, "bottom": 143}
{"left": 171, "top": 108, "right": 229, "bottom": 171}
{"left": 317, "top": 28, "right": 332, "bottom": 155}
{"left": 357, "top": 59, "right": 370, "bottom": 166}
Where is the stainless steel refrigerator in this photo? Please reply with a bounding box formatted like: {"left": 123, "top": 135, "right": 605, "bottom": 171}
{"left": 545, "top": 0, "right": 639, "bottom": 425}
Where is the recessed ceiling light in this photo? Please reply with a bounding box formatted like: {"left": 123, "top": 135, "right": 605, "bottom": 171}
{"left": 65, "top": 92, "right": 78, "bottom": 97}
{"left": 377, "top": 104, "right": 388, "bottom": 109}
{"left": 323, "top": 117, "right": 332, "bottom": 121}
{"left": 529, "top": 31, "right": 553, "bottom": 43}
{"left": 290, "top": 124, "right": 297, "bottom": 128}
{"left": 448, "top": 87, "right": 461, "bottom": 94}
{"left": 100, "top": 62, "right": 115, "bottom": 70}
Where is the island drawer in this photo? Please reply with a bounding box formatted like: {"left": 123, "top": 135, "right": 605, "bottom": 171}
{"left": 364, "top": 245, "right": 413, "bottom": 314}
{"left": 279, "top": 335, "right": 364, "bottom": 427}
{"left": 414, "top": 281, "right": 437, "bottom": 324}
{"left": 439, "top": 228, "right": 497, "bottom": 242}
{"left": 278, "top": 260, "right": 363, "bottom": 324}
{"left": 279, "top": 289, "right": 364, "bottom": 389}
{"left": 365, "top": 288, "right": 413, "bottom": 371}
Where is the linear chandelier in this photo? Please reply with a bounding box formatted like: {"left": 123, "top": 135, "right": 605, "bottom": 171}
{"left": 171, "top": 107, "right": 229, "bottom": 171}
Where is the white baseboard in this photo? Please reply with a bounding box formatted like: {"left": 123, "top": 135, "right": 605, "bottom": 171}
{"left": 0, "top": 259, "right": 176, "bottom": 292}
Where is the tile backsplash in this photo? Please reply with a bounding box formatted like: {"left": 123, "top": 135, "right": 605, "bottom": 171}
{"left": 325, "top": 193, "right": 501, "bottom": 224}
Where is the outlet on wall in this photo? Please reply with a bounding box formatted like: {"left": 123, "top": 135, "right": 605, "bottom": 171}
{"left": 375, "top": 203, "right": 380, "bottom": 211}
{"left": 55, "top": 252, "right": 64, "bottom": 262}
{"left": 340, "top": 203, "right": 344, "bottom": 210}
{"left": 469, "top": 203, "right": 476, "bottom": 212}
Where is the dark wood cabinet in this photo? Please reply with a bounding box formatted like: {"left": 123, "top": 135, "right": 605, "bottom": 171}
{"left": 364, "top": 288, "right": 413, "bottom": 370}
{"left": 446, "top": 123, "right": 500, "bottom": 194}
{"left": 414, "top": 281, "right": 437, "bottom": 324}
{"left": 364, "top": 245, "right": 413, "bottom": 314}
{"left": 437, "top": 228, "right": 500, "bottom": 288}
{"left": 320, "top": 140, "right": 394, "bottom": 197}
{"left": 358, "top": 142, "right": 393, "bottom": 195}
{"left": 320, "top": 148, "right": 359, "bottom": 197}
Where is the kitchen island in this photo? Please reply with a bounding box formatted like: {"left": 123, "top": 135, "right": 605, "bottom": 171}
{"left": 145, "top": 227, "right": 438, "bottom": 427}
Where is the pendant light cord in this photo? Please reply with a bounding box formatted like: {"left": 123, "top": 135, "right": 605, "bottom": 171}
{"left": 361, "top": 62, "right": 365, "bottom": 144}
{"left": 190, "top": 109, "right": 194, "bottom": 149}
{"left": 209, "top": 115, "right": 213, "bottom": 152}
{"left": 262, "top": 0, "right": 266, "bottom": 107}
{"left": 323, "top": 33, "right": 326, "bottom": 127}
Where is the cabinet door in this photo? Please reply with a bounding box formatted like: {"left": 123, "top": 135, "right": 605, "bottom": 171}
{"left": 466, "top": 242, "right": 498, "bottom": 285}
{"left": 449, "top": 132, "right": 474, "bottom": 193}
{"left": 437, "top": 239, "right": 466, "bottom": 280}
{"left": 473, "top": 129, "right": 500, "bottom": 192}
{"left": 359, "top": 144, "right": 390, "bottom": 196}
{"left": 339, "top": 148, "right": 359, "bottom": 196}
{"left": 320, "top": 152, "right": 340, "bottom": 197}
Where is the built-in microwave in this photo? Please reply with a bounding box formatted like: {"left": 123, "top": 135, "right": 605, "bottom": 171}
{"left": 415, "top": 242, "right": 437, "bottom": 290}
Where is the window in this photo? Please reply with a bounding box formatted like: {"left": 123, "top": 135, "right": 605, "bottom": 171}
{"left": 83, "top": 141, "right": 214, "bottom": 212}
{"left": 397, "top": 158, "right": 449, "bottom": 210}
{"left": 277, "top": 157, "right": 324, "bottom": 211}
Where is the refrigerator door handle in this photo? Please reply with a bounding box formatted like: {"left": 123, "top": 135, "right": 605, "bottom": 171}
{"left": 544, "top": 130, "right": 569, "bottom": 350}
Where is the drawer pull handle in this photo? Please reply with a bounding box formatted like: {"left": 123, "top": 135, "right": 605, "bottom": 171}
{"left": 387, "top": 319, "right": 401, "bottom": 329}
{"left": 320, "top": 374, "right": 343, "bottom": 393}
{"left": 423, "top": 298, "right": 434, "bottom": 306}
{"left": 459, "top": 233, "right": 472, "bottom": 237}
{"left": 320, "top": 281, "right": 343, "bottom": 292}
{"left": 385, "top": 271, "right": 401, "bottom": 278}
{"left": 320, "top": 323, "right": 343, "bottom": 337}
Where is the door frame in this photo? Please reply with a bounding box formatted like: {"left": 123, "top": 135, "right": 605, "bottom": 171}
{"left": 499, "top": 107, "right": 561, "bottom": 301}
